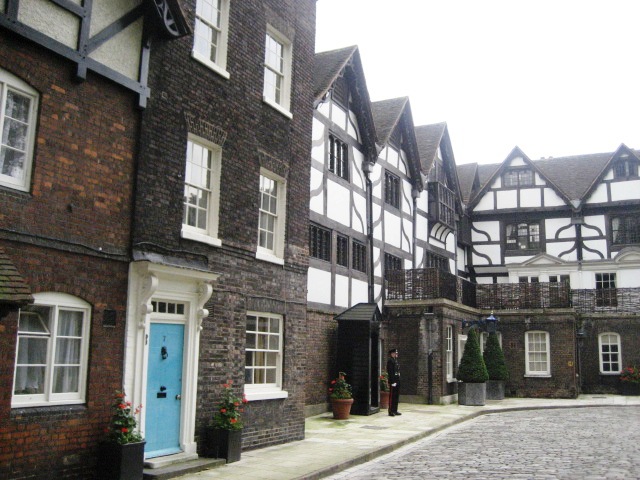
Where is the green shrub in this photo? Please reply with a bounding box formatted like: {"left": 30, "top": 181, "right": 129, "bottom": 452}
{"left": 483, "top": 332, "right": 509, "bottom": 381}
{"left": 457, "top": 328, "right": 489, "bottom": 383}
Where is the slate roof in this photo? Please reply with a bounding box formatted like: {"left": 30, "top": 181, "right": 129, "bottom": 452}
{"left": 456, "top": 163, "right": 478, "bottom": 204}
{"left": 0, "top": 248, "right": 33, "bottom": 307}
{"left": 314, "top": 45, "right": 358, "bottom": 102}
{"left": 371, "top": 97, "right": 409, "bottom": 147}
{"left": 415, "top": 123, "right": 446, "bottom": 175}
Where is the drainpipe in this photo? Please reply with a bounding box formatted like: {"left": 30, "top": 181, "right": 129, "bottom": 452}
{"left": 363, "top": 160, "right": 375, "bottom": 304}
{"left": 412, "top": 187, "right": 419, "bottom": 269}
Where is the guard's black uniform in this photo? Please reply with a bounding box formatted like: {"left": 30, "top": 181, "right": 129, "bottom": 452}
{"left": 386, "top": 349, "right": 401, "bottom": 416}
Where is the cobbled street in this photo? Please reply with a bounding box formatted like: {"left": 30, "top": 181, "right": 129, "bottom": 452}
{"left": 327, "top": 407, "right": 640, "bottom": 480}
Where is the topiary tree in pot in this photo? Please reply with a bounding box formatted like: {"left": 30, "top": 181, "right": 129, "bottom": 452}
{"left": 483, "top": 332, "right": 508, "bottom": 400}
{"left": 457, "top": 328, "right": 489, "bottom": 405}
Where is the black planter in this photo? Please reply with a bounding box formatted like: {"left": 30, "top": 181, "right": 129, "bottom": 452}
{"left": 97, "top": 441, "right": 145, "bottom": 480}
{"left": 486, "top": 380, "right": 505, "bottom": 400}
{"left": 203, "top": 427, "right": 242, "bottom": 463}
{"left": 619, "top": 382, "right": 640, "bottom": 396}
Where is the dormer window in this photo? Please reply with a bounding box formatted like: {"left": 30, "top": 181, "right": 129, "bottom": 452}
{"left": 613, "top": 157, "right": 639, "bottom": 179}
{"left": 503, "top": 168, "right": 533, "bottom": 187}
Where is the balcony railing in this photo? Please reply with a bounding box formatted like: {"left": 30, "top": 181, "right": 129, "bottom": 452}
{"left": 386, "top": 269, "right": 640, "bottom": 313}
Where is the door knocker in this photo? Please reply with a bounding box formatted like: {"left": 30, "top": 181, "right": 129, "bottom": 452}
{"left": 161, "top": 345, "right": 168, "bottom": 359}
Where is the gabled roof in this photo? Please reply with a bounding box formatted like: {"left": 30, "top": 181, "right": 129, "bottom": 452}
{"left": 371, "top": 97, "right": 422, "bottom": 189}
{"left": 456, "top": 163, "right": 479, "bottom": 204}
{"left": 0, "top": 248, "right": 33, "bottom": 308}
{"left": 314, "top": 45, "right": 359, "bottom": 102}
{"left": 314, "top": 46, "right": 378, "bottom": 162}
{"left": 468, "top": 146, "right": 572, "bottom": 209}
{"left": 468, "top": 144, "right": 640, "bottom": 209}
{"left": 415, "top": 123, "right": 446, "bottom": 175}
{"left": 371, "top": 97, "right": 410, "bottom": 147}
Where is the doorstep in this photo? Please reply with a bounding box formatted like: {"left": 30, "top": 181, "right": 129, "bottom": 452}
{"left": 143, "top": 452, "right": 225, "bottom": 480}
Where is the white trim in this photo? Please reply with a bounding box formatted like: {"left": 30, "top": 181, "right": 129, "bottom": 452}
{"left": 263, "top": 25, "right": 292, "bottom": 114}
{"left": 125, "top": 262, "right": 217, "bottom": 455}
{"left": 244, "top": 312, "right": 286, "bottom": 399}
{"left": 256, "top": 168, "right": 286, "bottom": 261}
{"left": 12, "top": 293, "right": 91, "bottom": 407}
{"left": 191, "top": 0, "right": 230, "bottom": 78}
{"left": 525, "top": 330, "right": 550, "bottom": 376}
{"left": 0, "top": 68, "right": 38, "bottom": 192}
{"left": 598, "top": 332, "right": 622, "bottom": 375}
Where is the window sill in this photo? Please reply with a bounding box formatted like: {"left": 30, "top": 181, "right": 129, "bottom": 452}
{"left": 599, "top": 372, "right": 621, "bottom": 376}
{"left": 262, "top": 97, "right": 293, "bottom": 119}
{"left": 244, "top": 389, "right": 288, "bottom": 401}
{"left": 524, "top": 374, "right": 551, "bottom": 378}
{"left": 191, "top": 52, "right": 230, "bottom": 80}
{"left": 256, "top": 250, "right": 284, "bottom": 266}
{"left": 181, "top": 228, "right": 222, "bottom": 247}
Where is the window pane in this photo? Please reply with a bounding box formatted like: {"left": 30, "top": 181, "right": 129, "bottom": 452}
{"left": 14, "top": 366, "right": 45, "bottom": 394}
{"left": 55, "top": 338, "right": 81, "bottom": 364}
{"left": 268, "top": 335, "right": 279, "bottom": 350}
{"left": 58, "top": 311, "right": 83, "bottom": 336}
{"left": 246, "top": 333, "right": 256, "bottom": 349}
{"left": 53, "top": 366, "right": 80, "bottom": 393}
{"left": 266, "top": 369, "right": 276, "bottom": 383}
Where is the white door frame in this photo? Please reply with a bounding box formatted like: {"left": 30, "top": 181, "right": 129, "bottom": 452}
{"left": 124, "top": 261, "right": 217, "bottom": 455}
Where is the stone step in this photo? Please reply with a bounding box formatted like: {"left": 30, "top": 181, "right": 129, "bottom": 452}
{"left": 143, "top": 458, "right": 225, "bottom": 480}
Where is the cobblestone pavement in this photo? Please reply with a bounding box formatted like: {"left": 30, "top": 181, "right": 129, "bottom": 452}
{"left": 327, "top": 407, "right": 640, "bottom": 480}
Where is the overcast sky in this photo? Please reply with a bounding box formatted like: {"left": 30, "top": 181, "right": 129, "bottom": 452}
{"left": 315, "top": 0, "right": 640, "bottom": 165}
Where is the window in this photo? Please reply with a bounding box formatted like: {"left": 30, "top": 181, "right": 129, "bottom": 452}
{"left": 245, "top": 312, "right": 286, "bottom": 400}
{"left": 503, "top": 168, "right": 533, "bottom": 187}
{"left": 599, "top": 333, "right": 621, "bottom": 374}
{"left": 595, "top": 273, "right": 617, "bottom": 307}
{"left": 182, "top": 137, "right": 222, "bottom": 245}
{"left": 613, "top": 157, "right": 639, "bottom": 178}
{"left": 257, "top": 170, "right": 286, "bottom": 263}
{"left": 1, "top": 69, "right": 38, "bottom": 192}
{"left": 13, "top": 293, "right": 90, "bottom": 407}
{"left": 384, "top": 253, "right": 402, "bottom": 274}
{"left": 192, "top": 0, "right": 230, "bottom": 77}
{"left": 611, "top": 215, "right": 640, "bottom": 245}
{"left": 336, "top": 234, "right": 349, "bottom": 268}
{"left": 309, "top": 224, "right": 330, "bottom": 262}
{"left": 352, "top": 240, "right": 367, "bottom": 273}
{"left": 328, "top": 134, "right": 349, "bottom": 180}
{"left": 263, "top": 27, "right": 292, "bottom": 115}
{"left": 425, "top": 251, "right": 449, "bottom": 272}
{"left": 506, "top": 222, "right": 540, "bottom": 251}
{"left": 384, "top": 171, "right": 400, "bottom": 209}
{"left": 525, "top": 331, "right": 550, "bottom": 376}
{"left": 446, "top": 326, "right": 453, "bottom": 381}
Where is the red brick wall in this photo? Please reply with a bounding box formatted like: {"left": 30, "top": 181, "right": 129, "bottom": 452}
{"left": 0, "top": 26, "right": 138, "bottom": 479}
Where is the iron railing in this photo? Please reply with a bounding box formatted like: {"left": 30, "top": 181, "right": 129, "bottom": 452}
{"left": 386, "top": 269, "right": 640, "bottom": 313}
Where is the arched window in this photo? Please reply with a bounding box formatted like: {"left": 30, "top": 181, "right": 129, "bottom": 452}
{"left": 13, "top": 293, "right": 91, "bottom": 407}
{"left": 598, "top": 332, "right": 621, "bottom": 374}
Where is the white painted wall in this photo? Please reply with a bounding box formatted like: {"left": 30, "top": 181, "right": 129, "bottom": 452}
{"left": 585, "top": 183, "right": 608, "bottom": 204}
{"left": 334, "top": 275, "right": 349, "bottom": 308}
{"left": 472, "top": 221, "right": 500, "bottom": 242}
{"left": 496, "top": 189, "right": 518, "bottom": 208}
{"left": 327, "top": 180, "right": 351, "bottom": 227}
{"left": 583, "top": 216, "right": 606, "bottom": 237}
{"left": 545, "top": 218, "right": 573, "bottom": 239}
{"left": 474, "top": 192, "right": 495, "bottom": 211}
{"left": 611, "top": 179, "right": 640, "bottom": 201}
{"left": 472, "top": 244, "right": 501, "bottom": 265}
{"left": 309, "top": 167, "right": 324, "bottom": 215}
{"left": 307, "top": 268, "right": 332, "bottom": 304}
{"left": 520, "top": 188, "right": 542, "bottom": 208}
{"left": 384, "top": 211, "right": 402, "bottom": 248}
{"left": 352, "top": 191, "right": 367, "bottom": 234}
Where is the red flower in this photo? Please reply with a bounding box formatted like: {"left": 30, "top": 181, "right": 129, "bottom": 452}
{"left": 118, "top": 403, "right": 126, "bottom": 409}
{"left": 121, "top": 427, "right": 128, "bottom": 433}
{"left": 331, "top": 380, "right": 336, "bottom": 385}
{"left": 230, "top": 418, "right": 237, "bottom": 424}
{"left": 220, "top": 408, "right": 227, "bottom": 413}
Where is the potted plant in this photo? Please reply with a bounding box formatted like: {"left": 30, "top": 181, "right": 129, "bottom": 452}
{"left": 329, "top": 371, "right": 353, "bottom": 419}
{"left": 483, "top": 332, "right": 508, "bottom": 400}
{"left": 457, "top": 328, "right": 489, "bottom": 406}
{"left": 203, "top": 380, "right": 248, "bottom": 463}
{"left": 98, "top": 391, "right": 145, "bottom": 480}
{"left": 379, "top": 371, "right": 390, "bottom": 409}
{"left": 619, "top": 365, "right": 640, "bottom": 395}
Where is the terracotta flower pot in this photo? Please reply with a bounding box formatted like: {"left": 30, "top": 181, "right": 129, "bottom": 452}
{"left": 379, "top": 391, "right": 390, "bottom": 409}
{"left": 331, "top": 398, "right": 354, "bottom": 419}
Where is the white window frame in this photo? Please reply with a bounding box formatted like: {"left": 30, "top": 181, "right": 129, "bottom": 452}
{"left": 525, "top": 330, "right": 550, "bottom": 377}
{"left": 446, "top": 326, "right": 453, "bottom": 382}
{"left": 181, "top": 135, "right": 222, "bottom": 247}
{"left": 244, "top": 312, "right": 287, "bottom": 401}
{"left": 256, "top": 168, "right": 286, "bottom": 265}
{"left": 13, "top": 293, "right": 91, "bottom": 407}
{"left": 262, "top": 26, "right": 293, "bottom": 118}
{"left": 0, "top": 68, "right": 38, "bottom": 192}
{"left": 192, "top": 0, "right": 231, "bottom": 79}
{"left": 598, "top": 332, "right": 622, "bottom": 375}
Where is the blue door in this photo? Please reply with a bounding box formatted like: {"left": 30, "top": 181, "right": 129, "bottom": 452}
{"left": 145, "top": 323, "right": 184, "bottom": 458}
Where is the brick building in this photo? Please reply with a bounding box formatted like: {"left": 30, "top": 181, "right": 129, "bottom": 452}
{"left": 128, "top": 0, "right": 316, "bottom": 464}
{"left": 0, "top": 2, "right": 191, "bottom": 477}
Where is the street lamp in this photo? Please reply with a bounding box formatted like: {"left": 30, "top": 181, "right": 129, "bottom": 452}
{"left": 485, "top": 313, "right": 497, "bottom": 334}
